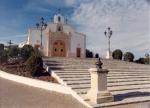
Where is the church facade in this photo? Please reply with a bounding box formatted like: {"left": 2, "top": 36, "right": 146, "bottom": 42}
{"left": 21, "top": 13, "right": 86, "bottom": 58}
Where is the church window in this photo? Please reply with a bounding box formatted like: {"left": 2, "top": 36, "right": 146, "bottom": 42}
{"left": 61, "top": 49, "right": 63, "bottom": 52}
{"left": 58, "top": 16, "right": 61, "bottom": 22}
{"left": 58, "top": 26, "right": 62, "bottom": 31}
{"left": 55, "top": 42, "right": 58, "bottom": 45}
{"left": 55, "top": 49, "right": 57, "bottom": 52}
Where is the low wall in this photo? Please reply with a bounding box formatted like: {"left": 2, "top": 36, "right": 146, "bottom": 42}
{"left": 0, "top": 70, "right": 91, "bottom": 108}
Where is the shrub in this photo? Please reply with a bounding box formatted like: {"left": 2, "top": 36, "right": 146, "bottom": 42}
{"left": 112, "top": 49, "right": 123, "bottom": 60}
{"left": 8, "top": 47, "right": 20, "bottom": 57}
{"left": 124, "top": 52, "right": 134, "bottom": 62}
{"left": 86, "top": 49, "right": 93, "bottom": 58}
{"left": 95, "top": 53, "right": 99, "bottom": 58}
{"left": 135, "top": 58, "right": 145, "bottom": 64}
{"left": 20, "top": 45, "right": 34, "bottom": 61}
{"left": 0, "top": 50, "right": 8, "bottom": 64}
{"left": 0, "top": 44, "right": 4, "bottom": 54}
{"left": 26, "top": 48, "right": 43, "bottom": 76}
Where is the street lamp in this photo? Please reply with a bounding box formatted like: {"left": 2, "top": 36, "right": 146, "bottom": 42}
{"left": 104, "top": 27, "right": 113, "bottom": 59}
{"left": 36, "top": 17, "right": 47, "bottom": 48}
{"left": 7, "top": 40, "right": 13, "bottom": 49}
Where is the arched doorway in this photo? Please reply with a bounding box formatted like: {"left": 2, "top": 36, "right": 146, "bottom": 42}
{"left": 53, "top": 40, "right": 66, "bottom": 57}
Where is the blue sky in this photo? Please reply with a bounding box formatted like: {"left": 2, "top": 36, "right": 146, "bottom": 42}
{"left": 0, "top": 0, "right": 149, "bottom": 58}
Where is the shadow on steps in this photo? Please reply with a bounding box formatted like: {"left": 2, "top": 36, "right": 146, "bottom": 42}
{"left": 114, "top": 91, "right": 150, "bottom": 101}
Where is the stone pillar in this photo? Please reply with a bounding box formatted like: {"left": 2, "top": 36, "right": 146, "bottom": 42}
{"left": 86, "top": 58, "right": 113, "bottom": 104}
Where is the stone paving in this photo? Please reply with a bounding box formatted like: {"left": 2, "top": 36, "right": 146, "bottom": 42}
{"left": 0, "top": 77, "right": 87, "bottom": 108}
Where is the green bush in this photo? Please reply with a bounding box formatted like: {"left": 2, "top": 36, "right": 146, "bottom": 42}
{"left": 86, "top": 49, "right": 93, "bottom": 58}
{"left": 0, "top": 50, "right": 8, "bottom": 64}
{"left": 20, "top": 45, "right": 34, "bottom": 61}
{"left": 8, "top": 47, "right": 20, "bottom": 57}
{"left": 0, "top": 44, "right": 4, "bottom": 54}
{"left": 95, "top": 53, "right": 99, "bottom": 58}
{"left": 135, "top": 58, "right": 145, "bottom": 64}
{"left": 124, "top": 52, "right": 134, "bottom": 62}
{"left": 112, "top": 49, "right": 123, "bottom": 60}
{"left": 26, "top": 48, "right": 43, "bottom": 76}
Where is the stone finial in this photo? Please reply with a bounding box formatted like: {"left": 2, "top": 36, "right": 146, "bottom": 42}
{"left": 95, "top": 58, "right": 103, "bottom": 69}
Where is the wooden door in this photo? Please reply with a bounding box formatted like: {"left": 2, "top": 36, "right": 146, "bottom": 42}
{"left": 53, "top": 40, "right": 66, "bottom": 57}
{"left": 76, "top": 48, "right": 81, "bottom": 57}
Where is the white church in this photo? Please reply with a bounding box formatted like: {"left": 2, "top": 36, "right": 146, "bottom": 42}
{"left": 20, "top": 12, "right": 86, "bottom": 58}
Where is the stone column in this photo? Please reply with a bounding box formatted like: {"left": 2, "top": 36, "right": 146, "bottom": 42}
{"left": 86, "top": 58, "right": 113, "bottom": 104}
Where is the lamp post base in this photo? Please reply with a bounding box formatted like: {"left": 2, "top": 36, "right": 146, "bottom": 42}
{"left": 106, "top": 51, "right": 112, "bottom": 59}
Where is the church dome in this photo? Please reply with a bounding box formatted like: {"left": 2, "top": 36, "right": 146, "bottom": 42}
{"left": 54, "top": 14, "right": 65, "bottom": 24}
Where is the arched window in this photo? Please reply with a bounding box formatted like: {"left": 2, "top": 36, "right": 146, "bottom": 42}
{"left": 57, "top": 25, "right": 63, "bottom": 32}
{"left": 58, "top": 16, "right": 61, "bottom": 22}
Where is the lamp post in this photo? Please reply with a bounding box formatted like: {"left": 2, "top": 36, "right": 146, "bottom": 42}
{"left": 7, "top": 40, "right": 13, "bottom": 49}
{"left": 104, "top": 27, "right": 113, "bottom": 59}
{"left": 36, "top": 17, "right": 47, "bottom": 48}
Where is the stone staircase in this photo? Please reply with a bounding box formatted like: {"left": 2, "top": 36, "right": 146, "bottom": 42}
{"left": 43, "top": 57, "right": 150, "bottom": 107}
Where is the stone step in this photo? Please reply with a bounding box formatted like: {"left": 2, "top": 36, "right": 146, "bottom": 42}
{"left": 59, "top": 75, "right": 90, "bottom": 78}
{"left": 48, "top": 65, "right": 150, "bottom": 70}
{"left": 108, "top": 78, "right": 150, "bottom": 83}
{"left": 54, "top": 69, "right": 150, "bottom": 73}
{"left": 55, "top": 72, "right": 150, "bottom": 77}
{"left": 53, "top": 69, "right": 88, "bottom": 71}
{"left": 66, "top": 78, "right": 150, "bottom": 85}
{"left": 93, "top": 96, "right": 150, "bottom": 108}
{"left": 111, "top": 88, "right": 150, "bottom": 95}
{"left": 56, "top": 73, "right": 150, "bottom": 79}
{"left": 109, "top": 69, "right": 150, "bottom": 72}
{"left": 48, "top": 65, "right": 150, "bottom": 69}
{"left": 74, "top": 84, "right": 150, "bottom": 95}
{"left": 108, "top": 84, "right": 150, "bottom": 92}
{"left": 54, "top": 70, "right": 150, "bottom": 74}
{"left": 63, "top": 77, "right": 90, "bottom": 81}
{"left": 62, "top": 75, "right": 149, "bottom": 79}
{"left": 62, "top": 77, "right": 150, "bottom": 82}
{"left": 45, "top": 59, "right": 149, "bottom": 65}
{"left": 44, "top": 57, "right": 149, "bottom": 65}
{"left": 54, "top": 71, "right": 88, "bottom": 74}
{"left": 68, "top": 81, "right": 150, "bottom": 90}
{"left": 67, "top": 80, "right": 150, "bottom": 87}
{"left": 107, "top": 75, "right": 150, "bottom": 79}
{"left": 55, "top": 72, "right": 89, "bottom": 75}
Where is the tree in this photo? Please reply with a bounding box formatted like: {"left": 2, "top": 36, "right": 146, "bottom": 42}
{"left": 20, "top": 45, "right": 34, "bottom": 61}
{"left": 26, "top": 47, "right": 43, "bottom": 76}
{"left": 112, "top": 49, "right": 123, "bottom": 60}
{"left": 95, "top": 53, "right": 99, "bottom": 58}
{"left": 124, "top": 52, "right": 134, "bottom": 62}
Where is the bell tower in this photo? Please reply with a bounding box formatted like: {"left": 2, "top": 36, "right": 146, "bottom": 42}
{"left": 53, "top": 9, "right": 65, "bottom": 24}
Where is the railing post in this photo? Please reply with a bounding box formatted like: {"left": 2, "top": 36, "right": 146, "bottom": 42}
{"left": 86, "top": 58, "right": 114, "bottom": 104}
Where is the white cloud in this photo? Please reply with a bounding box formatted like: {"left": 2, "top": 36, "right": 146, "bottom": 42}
{"left": 71, "top": 0, "right": 149, "bottom": 58}
{"left": 64, "top": 0, "right": 75, "bottom": 6}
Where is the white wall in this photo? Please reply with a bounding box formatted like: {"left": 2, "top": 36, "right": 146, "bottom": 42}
{"left": 28, "top": 20, "right": 86, "bottom": 58}
{"left": 29, "top": 29, "right": 48, "bottom": 51}
{"left": 70, "top": 32, "right": 86, "bottom": 57}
